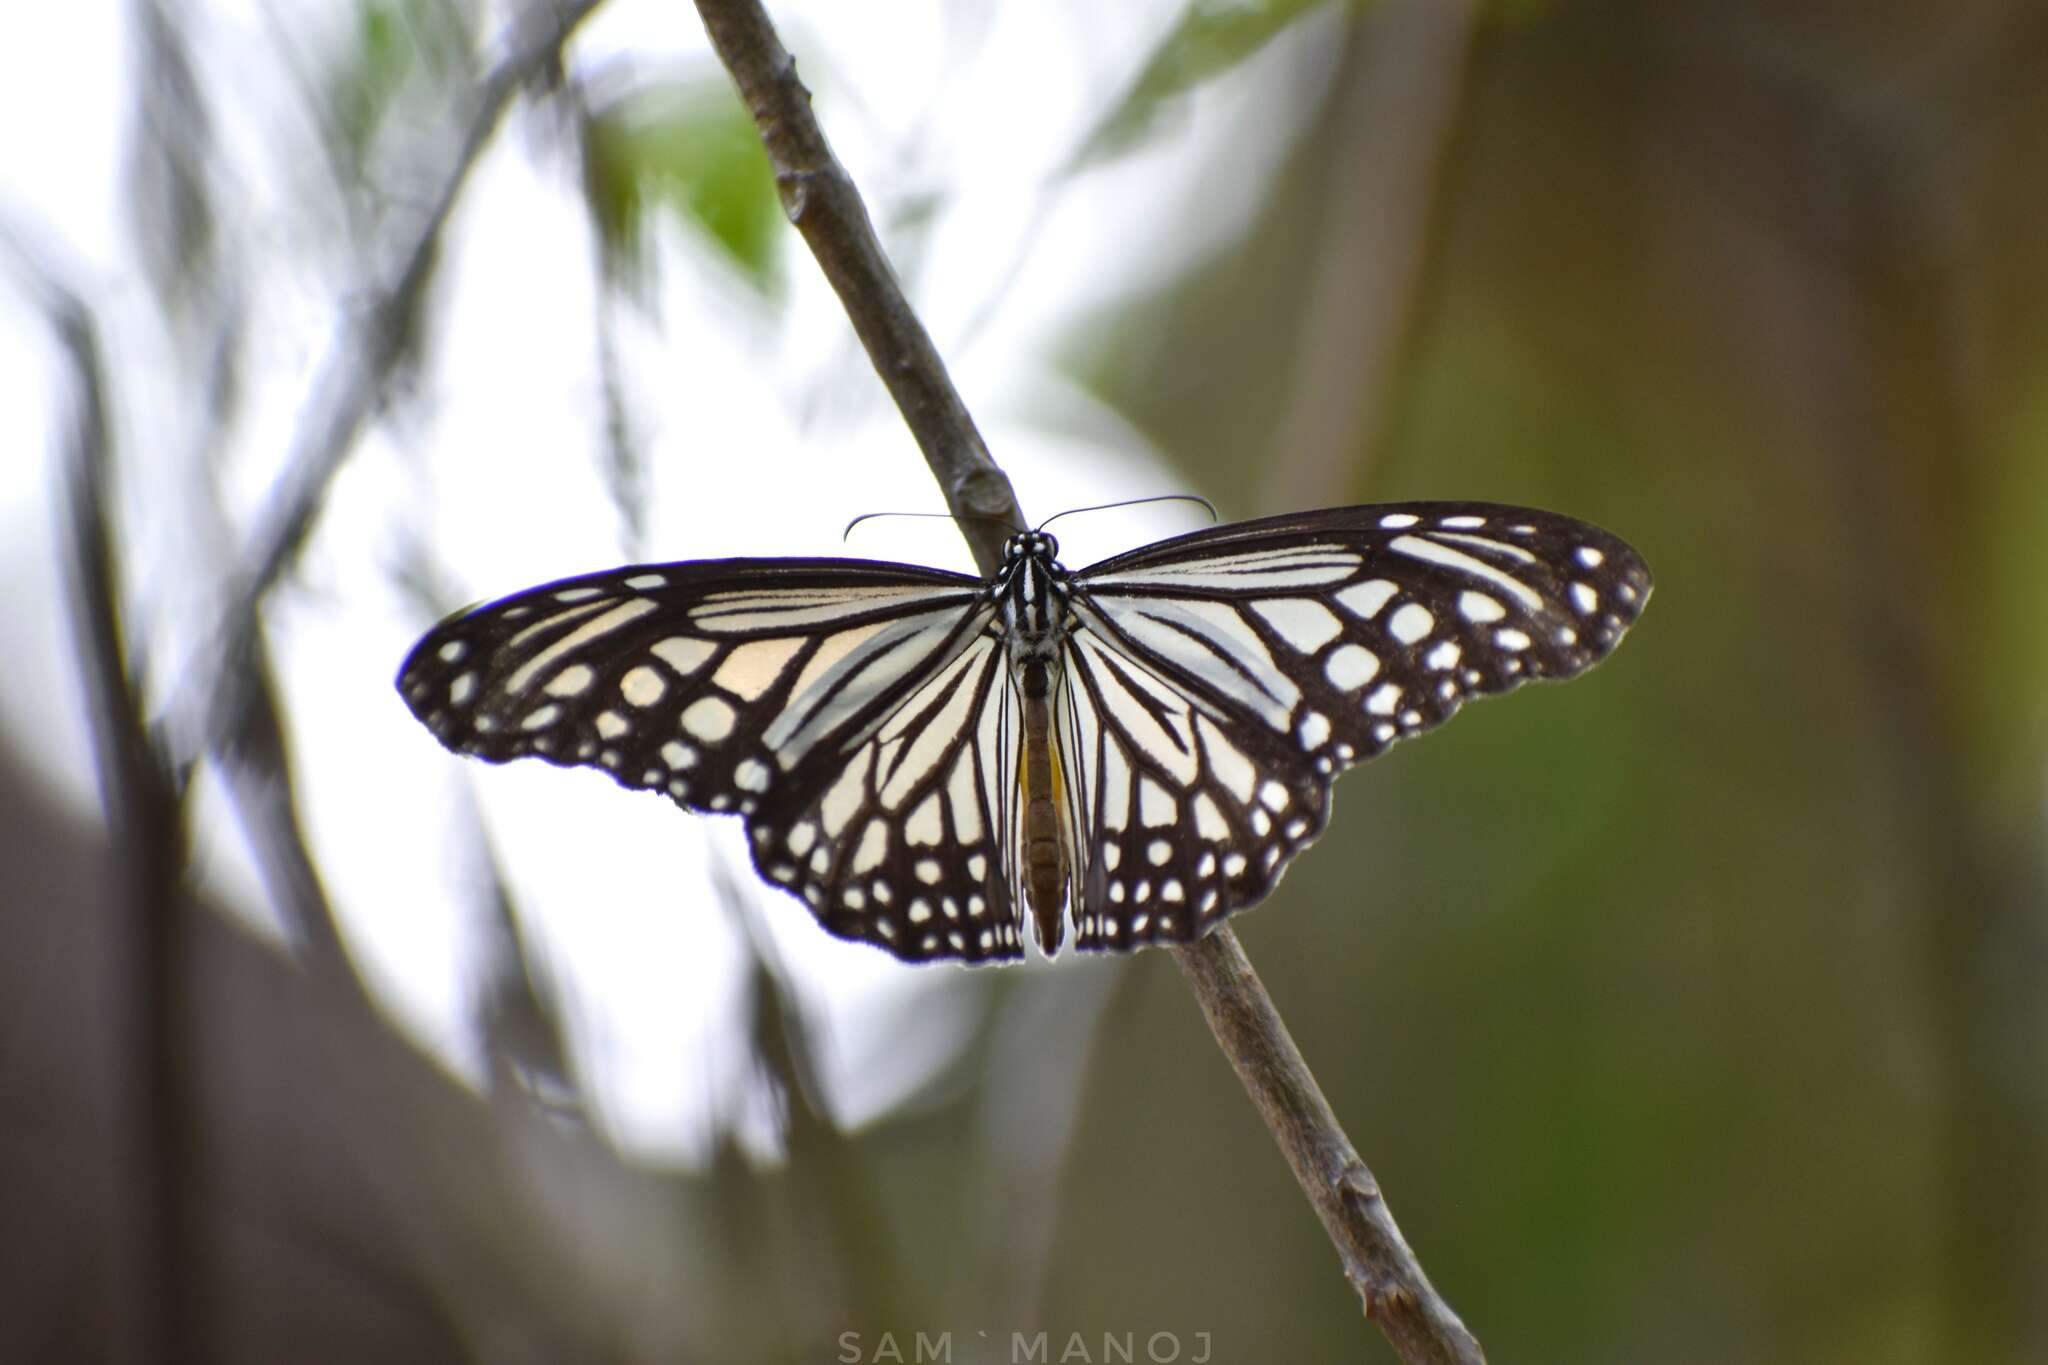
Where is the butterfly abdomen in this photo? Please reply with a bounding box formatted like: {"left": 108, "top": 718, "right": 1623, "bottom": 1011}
{"left": 1018, "top": 657, "right": 1069, "bottom": 954}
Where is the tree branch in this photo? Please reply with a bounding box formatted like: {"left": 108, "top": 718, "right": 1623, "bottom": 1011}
{"left": 691, "top": 0, "right": 1021, "bottom": 577}
{"left": 691, "top": 3, "right": 1484, "bottom": 1359}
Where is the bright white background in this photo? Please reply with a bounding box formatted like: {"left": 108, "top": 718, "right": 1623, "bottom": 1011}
{"left": 0, "top": 0, "right": 1342, "bottom": 1159}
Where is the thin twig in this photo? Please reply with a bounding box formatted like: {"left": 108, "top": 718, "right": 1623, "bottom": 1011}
{"left": 691, "top": 3, "right": 1484, "bottom": 1358}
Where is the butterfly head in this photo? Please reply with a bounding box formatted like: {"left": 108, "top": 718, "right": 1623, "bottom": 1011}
{"left": 1004, "top": 530, "right": 1060, "bottom": 565}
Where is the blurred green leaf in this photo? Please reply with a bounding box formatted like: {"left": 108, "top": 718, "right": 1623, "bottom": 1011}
{"left": 582, "top": 78, "right": 783, "bottom": 298}
{"left": 328, "top": 0, "right": 475, "bottom": 169}
{"left": 1078, "top": 0, "right": 1344, "bottom": 164}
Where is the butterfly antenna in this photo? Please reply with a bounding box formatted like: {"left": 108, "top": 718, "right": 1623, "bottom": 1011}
{"left": 1036, "top": 493, "right": 1219, "bottom": 533}
{"left": 842, "top": 509, "right": 1025, "bottom": 542}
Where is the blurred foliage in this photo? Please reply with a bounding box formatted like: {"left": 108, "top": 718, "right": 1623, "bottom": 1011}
{"left": 326, "top": 0, "right": 477, "bottom": 171}
{"left": 13, "top": 1, "right": 2048, "bottom": 1363}
{"left": 1079, "top": 0, "right": 1340, "bottom": 162}
{"left": 581, "top": 76, "right": 784, "bottom": 296}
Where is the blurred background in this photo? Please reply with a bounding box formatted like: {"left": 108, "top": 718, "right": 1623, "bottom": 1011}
{"left": 4, "top": 0, "right": 2045, "bottom": 1361}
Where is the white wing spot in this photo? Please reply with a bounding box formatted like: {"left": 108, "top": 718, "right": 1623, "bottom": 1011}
{"left": 1250, "top": 598, "right": 1344, "bottom": 652}
{"left": 1194, "top": 793, "right": 1229, "bottom": 840}
{"left": 625, "top": 573, "right": 667, "bottom": 589}
{"left": 1457, "top": 591, "right": 1506, "bottom": 624}
{"left": 1251, "top": 808, "right": 1272, "bottom": 837}
{"left": 1109, "top": 882, "right": 1125, "bottom": 904}
{"left": 1389, "top": 603, "right": 1435, "bottom": 644}
{"left": 1570, "top": 582, "right": 1599, "bottom": 615}
{"left": 505, "top": 600, "right": 658, "bottom": 692}
{"left": 821, "top": 748, "right": 873, "bottom": 836}
{"left": 1335, "top": 579, "right": 1398, "bottom": 618}
{"left": 735, "top": 759, "right": 770, "bottom": 792}
{"left": 809, "top": 848, "right": 830, "bottom": 875}
{"left": 1576, "top": 546, "right": 1605, "bottom": 568}
{"left": 788, "top": 822, "right": 818, "bottom": 856}
{"left": 1197, "top": 851, "right": 1217, "bottom": 878}
{"left": 1425, "top": 641, "right": 1462, "bottom": 671}
{"left": 853, "top": 818, "right": 888, "bottom": 873}
{"left": 660, "top": 740, "right": 695, "bottom": 769}
{"left": 1223, "top": 853, "right": 1248, "bottom": 878}
{"left": 1557, "top": 626, "right": 1579, "bottom": 646}
{"left": 1259, "top": 781, "right": 1290, "bottom": 813}
{"left": 968, "top": 853, "right": 987, "bottom": 882}
{"left": 650, "top": 636, "right": 716, "bottom": 676}
{"left": 521, "top": 704, "right": 560, "bottom": 730}
{"left": 619, "top": 666, "right": 665, "bottom": 707}
{"left": 1440, "top": 515, "right": 1488, "bottom": 529}
{"left": 947, "top": 755, "right": 983, "bottom": 844}
{"left": 544, "top": 664, "right": 594, "bottom": 697}
{"left": 844, "top": 887, "right": 867, "bottom": 910}
{"left": 596, "top": 710, "right": 628, "bottom": 739}
{"left": 915, "top": 859, "right": 943, "bottom": 885}
{"left": 1297, "top": 711, "right": 1331, "bottom": 749}
{"left": 1367, "top": 682, "right": 1402, "bottom": 716}
{"left": 1323, "top": 643, "right": 1381, "bottom": 691}
{"left": 1104, "top": 845, "right": 1121, "bottom": 871}
{"left": 449, "top": 673, "right": 477, "bottom": 705}
{"left": 1195, "top": 716, "right": 1258, "bottom": 804}
{"left": 437, "top": 641, "right": 467, "bottom": 664}
{"left": 1162, "top": 881, "right": 1185, "bottom": 904}
{"left": 1495, "top": 628, "right": 1532, "bottom": 651}
{"left": 908, "top": 900, "right": 933, "bottom": 924}
{"left": 680, "top": 695, "right": 736, "bottom": 741}
{"left": 1379, "top": 513, "right": 1420, "bottom": 529}
{"left": 1139, "top": 778, "right": 1176, "bottom": 828}
{"left": 712, "top": 638, "right": 804, "bottom": 701}
{"left": 905, "top": 792, "right": 943, "bottom": 846}
{"left": 1148, "top": 839, "right": 1172, "bottom": 866}
{"left": 553, "top": 587, "right": 603, "bottom": 603}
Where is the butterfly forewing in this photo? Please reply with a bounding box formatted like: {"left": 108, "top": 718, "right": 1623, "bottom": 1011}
{"left": 397, "top": 557, "right": 998, "bottom": 916}
{"left": 1054, "top": 502, "right": 1651, "bottom": 943}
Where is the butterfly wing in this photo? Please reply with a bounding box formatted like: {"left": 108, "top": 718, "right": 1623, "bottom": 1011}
{"left": 1056, "top": 501, "right": 1652, "bottom": 949}
{"left": 398, "top": 556, "right": 1018, "bottom": 959}
{"left": 748, "top": 631, "right": 1029, "bottom": 963}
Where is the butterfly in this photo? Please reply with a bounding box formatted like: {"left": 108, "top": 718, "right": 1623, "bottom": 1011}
{"left": 397, "top": 502, "right": 1651, "bottom": 965}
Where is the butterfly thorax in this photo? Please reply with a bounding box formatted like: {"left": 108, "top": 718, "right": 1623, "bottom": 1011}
{"left": 993, "top": 531, "right": 1076, "bottom": 954}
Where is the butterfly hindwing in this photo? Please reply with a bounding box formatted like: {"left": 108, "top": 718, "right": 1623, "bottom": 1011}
{"left": 1055, "top": 628, "right": 1329, "bottom": 952}
{"left": 744, "top": 635, "right": 1028, "bottom": 964}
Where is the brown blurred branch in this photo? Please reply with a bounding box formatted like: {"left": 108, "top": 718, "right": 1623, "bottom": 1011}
{"left": 692, "top": 3, "right": 1483, "bottom": 1358}
{"left": 20, "top": 242, "right": 202, "bottom": 1365}
{"left": 1264, "top": 0, "right": 1478, "bottom": 512}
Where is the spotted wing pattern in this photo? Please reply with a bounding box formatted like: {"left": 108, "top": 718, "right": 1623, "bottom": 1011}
{"left": 1054, "top": 501, "right": 1652, "bottom": 950}
{"left": 399, "top": 501, "right": 1651, "bottom": 968}
{"left": 397, "top": 556, "right": 1027, "bottom": 948}
{"left": 743, "top": 633, "right": 1031, "bottom": 963}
